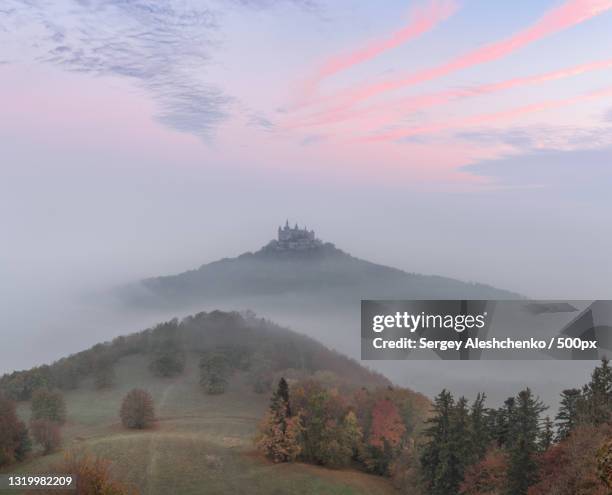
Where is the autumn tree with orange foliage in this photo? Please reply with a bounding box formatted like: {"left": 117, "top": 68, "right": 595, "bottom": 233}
{"left": 527, "top": 424, "right": 610, "bottom": 495}
{"left": 460, "top": 448, "right": 507, "bottom": 495}
{"left": 257, "top": 378, "right": 302, "bottom": 463}
{"left": 30, "top": 419, "right": 61, "bottom": 455}
{"left": 26, "top": 450, "right": 138, "bottom": 495}
{"left": 362, "top": 398, "right": 406, "bottom": 474}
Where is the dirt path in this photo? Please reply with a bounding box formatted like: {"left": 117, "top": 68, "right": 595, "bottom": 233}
{"left": 144, "top": 379, "right": 177, "bottom": 495}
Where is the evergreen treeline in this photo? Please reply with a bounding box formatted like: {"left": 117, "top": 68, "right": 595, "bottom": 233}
{"left": 421, "top": 358, "right": 612, "bottom": 495}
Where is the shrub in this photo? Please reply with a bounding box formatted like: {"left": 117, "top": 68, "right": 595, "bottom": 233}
{"left": 30, "top": 419, "right": 61, "bottom": 455}
{"left": 119, "top": 389, "right": 155, "bottom": 429}
{"left": 26, "top": 450, "right": 138, "bottom": 495}
{"left": 31, "top": 389, "right": 66, "bottom": 424}
{"left": 0, "top": 394, "right": 30, "bottom": 466}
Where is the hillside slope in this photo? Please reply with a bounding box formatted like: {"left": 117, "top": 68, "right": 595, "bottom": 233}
{"left": 0, "top": 311, "right": 429, "bottom": 495}
{"left": 2, "top": 356, "right": 400, "bottom": 495}
{"left": 119, "top": 239, "right": 522, "bottom": 310}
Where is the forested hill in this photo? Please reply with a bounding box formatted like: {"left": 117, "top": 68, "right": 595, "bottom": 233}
{"left": 119, "top": 239, "right": 522, "bottom": 309}
{"left": 0, "top": 310, "right": 394, "bottom": 402}
{"left": 0, "top": 310, "right": 432, "bottom": 494}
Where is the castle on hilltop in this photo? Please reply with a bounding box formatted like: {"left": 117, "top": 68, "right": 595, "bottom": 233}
{"left": 275, "top": 220, "right": 323, "bottom": 250}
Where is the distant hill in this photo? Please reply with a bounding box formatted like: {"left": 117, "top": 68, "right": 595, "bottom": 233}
{"left": 0, "top": 310, "right": 427, "bottom": 495}
{"left": 118, "top": 227, "right": 522, "bottom": 311}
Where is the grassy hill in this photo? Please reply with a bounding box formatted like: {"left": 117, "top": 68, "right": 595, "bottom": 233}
{"left": 0, "top": 311, "right": 426, "bottom": 495}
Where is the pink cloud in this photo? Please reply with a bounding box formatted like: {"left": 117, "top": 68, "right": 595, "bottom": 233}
{"left": 358, "top": 85, "right": 612, "bottom": 143}
{"left": 303, "top": 0, "right": 612, "bottom": 116}
{"left": 296, "top": 1, "right": 458, "bottom": 106}
{"left": 317, "top": 0, "right": 458, "bottom": 80}
{"left": 293, "top": 58, "right": 612, "bottom": 130}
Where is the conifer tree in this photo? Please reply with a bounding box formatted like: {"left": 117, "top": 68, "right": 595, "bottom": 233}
{"left": 470, "top": 392, "right": 490, "bottom": 461}
{"left": 489, "top": 397, "right": 515, "bottom": 449}
{"left": 581, "top": 357, "right": 612, "bottom": 425}
{"left": 421, "top": 389, "right": 460, "bottom": 495}
{"left": 555, "top": 388, "right": 582, "bottom": 440}
{"left": 257, "top": 378, "right": 302, "bottom": 463}
{"left": 505, "top": 388, "right": 546, "bottom": 495}
{"left": 539, "top": 416, "right": 554, "bottom": 452}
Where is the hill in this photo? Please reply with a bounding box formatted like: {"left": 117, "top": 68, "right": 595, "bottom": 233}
{"left": 0, "top": 311, "right": 429, "bottom": 495}
{"left": 118, "top": 227, "right": 521, "bottom": 311}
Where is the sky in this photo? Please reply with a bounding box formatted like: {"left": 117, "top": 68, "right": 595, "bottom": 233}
{"left": 1, "top": 0, "right": 612, "bottom": 372}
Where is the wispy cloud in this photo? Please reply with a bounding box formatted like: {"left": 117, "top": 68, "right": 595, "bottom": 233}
{"left": 230, "top": 0, "right": 319, "bottom": 9}
{"left": 302, "top": 0, "right": 612, "bottom": 116}
{"left": 0, "top": 1, "right": 230, "bottom": 140}
{"left": 457, "top": 124, "right": 612, "bottom": 152}
{"left": 292, "top": 58, "right": 612, "bottom": 129}
{"left": 247, "top": 112, "right": 276, "bottom": 131}
{"left": 359, "top": 85, "right": 612, "bottom": 143}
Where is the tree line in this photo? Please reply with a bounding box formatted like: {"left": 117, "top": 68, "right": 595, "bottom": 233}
{"left": 258, "top": 359, "right": 612, "bottom": 495}
{"left": 257, "top": 377, "right": 429, "bottom": 489}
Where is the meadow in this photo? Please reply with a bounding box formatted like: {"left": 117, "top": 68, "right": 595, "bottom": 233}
{"left": 0, "top": 354, "right": 398, "bottom": 495}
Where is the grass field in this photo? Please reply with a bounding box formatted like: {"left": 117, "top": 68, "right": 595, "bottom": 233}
{"left": 0, "top": 354, "right": 400, "bottom": 495}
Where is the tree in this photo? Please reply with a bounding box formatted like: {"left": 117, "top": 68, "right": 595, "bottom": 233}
{"left": 491, "top": 397, "right": 515, "bottom": 449}
{"left": 119, "top": 389, "right": 155, "bottom": 429}
{"left": 505, "top": 388, "right": 546, "bottom": 495}
{"left": 13, "top": 421, "right": 31, "bottom": 462}
{"left": 460, "top": 448, "right": 507, "bottom": 495}
{"left": 0, "top": 394, "right": 30, "bottom": 466}
{"left": 368, "top": 399, "right": 406, "bottom": 451}
{"left": 246, "top": 353, "right": 273, "bottom": 393}
{"left": 30, "top": 389, "right": 66, "bottom": 424}
{"left": 420, "top": 389, "right": 461, "bottom": 495}
{"left": 93, "top": 357, "right": 115, "bottom": 389}
{"left": 581, "top": 358, "right": 612, "bottom": 425}
{"left": 271, "top": 378, "right": 291, "bottom": 418}
{"left": 257, "top": 378, "right": 302, "bottom": 462}
{"left": 597, "top": 438, "right": 612, "bottom": 490}
{"left": 538, "top": 416, "right": 554, "bottom": 452}
{"left": 29, "top": 450, "right": 138, "bottom": 495}
{"left": 470, "top": 393, "right": 490, "bottom": 461}
{"left": 450, "top": 397, "right": 475, "bottom": 478}
{"left": 149, "top": 349, "right": 185, "bottom": 378}
{"left": 528, "top": 424, "right": 610, "bottom": 495}
{"left": 317, "top": 410, "right": 363, "bottom": 468}
{"left": 257, "top": 413, "right": 302, "bottom": 463}
{"left": 52, "top": 361, "right": 79, "bottom": 391}
{"left": 199, "top": 353, "right": 231, "bottom": 394}
{"left": 30, "top": 419, "right": 61, "bottom": 455}
{"left": 555, "top": 388, "right": 582, "bottom": 440}
{"left": 290, "top": 380, "right": 348, "bottom": 467}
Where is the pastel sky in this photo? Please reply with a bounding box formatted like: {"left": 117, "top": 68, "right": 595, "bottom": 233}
{"left": 2, "top": 1, "right": 612, "bottom": 371}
